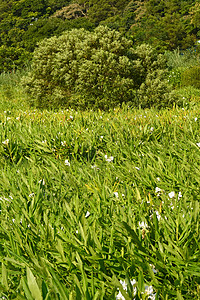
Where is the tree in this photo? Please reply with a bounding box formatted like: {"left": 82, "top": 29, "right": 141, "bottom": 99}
{"left": 128, "top": 0, "right": 196, "bottom": 52}
{"left": 23, "top": 26, "right": 175, "bottom": 109}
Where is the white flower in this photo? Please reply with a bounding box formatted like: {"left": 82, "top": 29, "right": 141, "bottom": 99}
{"left": 196, "top": 143, "right": 200, "bottom": 147}
{"left": 65, "top": 159, "right": 70, "bottom": 166}
{"left": 39, "top": 179, "right": 45, "bottom": 185}
{"left": 155, "top": 211, "right": 161, "bottom": 221}
{"left": 168, "top": 191, "right": 175, "bottom": 198}
{"left": 156, "top": 177, "right": 160, "bottom": 181}
{"left": 150, "top": 264, "right": 158, "bottom": 274}
{"left": 100, "top": 136, "right": 104, "bottom": 139}
{"left": 2, "top": 139, "right": 9, "bottom": 145}
{"left": 105, "top": 155, "right": 114, "bottom": 162}
{"left": 116, "top": 279, "right": 137, "bottom": 299}
{"left": 85, "top": 211, "right": 90, "bottom": 218}
{"left": 135, "top": 167, "right": 140, "bottom": 170}
{"left": 61, "top": 141, "right": 66, "bottom": 146}
{"left": 178, "top": 191, "right": 182, "bottom": 199}
{"left": 145, "top": 285, "right": 154, "bottom": 295}
{"left": 69, "top": 115, "right": 73, "bottom": 119}
{"left": 116, "top": 290, "right": 125, "bottom": 300}
{"left": 150, "top": 127, "right": 154, "bottom": 131}
{"left": 155, "top": 187, "right": 162, "bottom": 194}
{"left": 155, "top": 187, "right": 162, "bottom": 196}
{"left": 114, "top": 192, "right": 119, "bottom": 198}
{"left": 29, "top": 193, "right": 34, "bottom": 197}
{"left": 139, "top": 221, "right": 148, "bottom": 229}
{"left": 195, "top": 117, "right": 198, "bottom": 121}
{"left": 119, "top": 280, "right": 127, "bottom": 291}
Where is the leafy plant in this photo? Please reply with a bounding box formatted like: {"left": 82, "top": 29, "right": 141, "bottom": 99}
{"left": 181, "top": 66, "right": 200, "bottom": 89}
{"left": 23, "top": 26, "right": 175, "bottom": 110}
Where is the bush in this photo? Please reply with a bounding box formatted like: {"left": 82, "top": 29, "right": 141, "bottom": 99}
{"left": 23, "top": 26, "right": 176, "bottom": 109}
{"left": 181, "top": 66, "right": 200, "bottom": 89}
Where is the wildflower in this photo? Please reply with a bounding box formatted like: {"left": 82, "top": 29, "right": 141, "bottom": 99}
{"left": 155, "top": 211, "right": 161, "bottom": 221}
{"left": 29, "top": 193, "right": 34, "bottom": 197}
{"left": 116, "top": 290, "right": 125, "bottom": 300}
{"left": 155, "top": 187, "right": 162, "bottom": 196}
{"left": 69, "top": 115, "right": 73, "bottom": 119}
{"left": 85, "top": 211, "right": 90, "bottom": 218}
{"left": 196, "top": 143, "right": 200, "bottom": 147}
{"left": 105, "top": 155, "right": 114, "bottom": 162}
{"left": 61, "top": 141, "right": 66, "bottom": 146}
{"left": 195, "top": 117, "right": 198, "bottom": 121}
{"left": 145, "top": 285, "right": 154, "bottom": 295}
{"left": 116, "top": 279, "right": 137, "bottom": 300}
{"left": 2, "top": 139, "right": 9, "bottom": 145}
{"left": 178, "top": 191, "right": 182, "bottom": 199}
{"left": 39, "top": 179, "right": 45, "bottom": 185}
{"left": 150, "top": 127, "right": 154, "bottom": 131}
{"left": 12, "top": 219, "right": 15, "bottom": 223}
{"left": 139, "top": 221, "right": 148, "bottom": 229}
{"left": 150, "top": 264, "right": 158, "bottom": 274}
{"left": 100, "top": 136, "right": 104, "bottom": 139}
{"left": 65, "top": 159, "right": 70, "bottom": 166}
{"left": 135, "top": 167, "right": 140, "bottom": 170}
{"left": 114, "top": 192, "right": 119, "bottom": 198}
{"left": 168, "top": 191, "right": 175, "bottom": 198}
{"left": 156, "top": 177, "right": 160, "bottom": 181}
{"left": 119, "top": 280, "right": 127, "bottom": 291}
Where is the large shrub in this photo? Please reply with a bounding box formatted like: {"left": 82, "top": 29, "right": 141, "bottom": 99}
{"left": 181, "top": 66, "right": 200, "bottom": 89}
{"left": 23, "top": 25, "right": 175, "bottom": 109}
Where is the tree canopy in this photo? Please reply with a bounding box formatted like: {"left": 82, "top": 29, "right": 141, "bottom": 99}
{"left": 0, "top": 0, "right": 200, "bottom": 72}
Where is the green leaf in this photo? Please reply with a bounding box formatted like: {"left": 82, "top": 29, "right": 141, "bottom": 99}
{"left": 2, "top": 263, "right": 8, "bottom": 290}
{"left": 137, "top": 270, "right": 144, "bottom": 293}
{"left": 177, "top": 290, "right": 184, "bottom": 300}
{"left": 21, "top": 277, "right": 34, "bottom": 300}
{"left": 27, "top": 267, "right": 43, "bottom": 300}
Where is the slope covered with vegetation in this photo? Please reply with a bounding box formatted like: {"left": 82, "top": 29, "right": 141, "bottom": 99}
{"left": 1, "top": 0, "right": 200, "bottom": 72}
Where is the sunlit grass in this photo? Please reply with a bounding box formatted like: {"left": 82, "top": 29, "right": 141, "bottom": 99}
{"left": 0, "top": 81, "right": 200, "bottom": 299}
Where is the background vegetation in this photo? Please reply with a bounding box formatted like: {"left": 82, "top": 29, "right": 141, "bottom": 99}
{"left": 1, "top": 0, "right": 200, "bottom": 73}
{"left": 1, "top": 0, "right": 200, "bottom": 299}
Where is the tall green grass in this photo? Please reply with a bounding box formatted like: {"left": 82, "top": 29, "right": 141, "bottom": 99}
{"left": 0, "top": 102, "right": 200, "bottom": 299}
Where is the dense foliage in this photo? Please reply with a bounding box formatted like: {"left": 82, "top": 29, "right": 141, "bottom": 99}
{"left": 0, "top": 0, "right": 200, "bottom": 72}
{"left": 23, "top": 26, "right": 175, "bottom": 109}
{"left": 0, "top": 89, "right": 200, "bottom": 298}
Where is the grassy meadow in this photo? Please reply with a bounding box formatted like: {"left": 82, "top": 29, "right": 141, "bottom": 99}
{"left": 0, "top": 70, "right": 200, "bottom": 299}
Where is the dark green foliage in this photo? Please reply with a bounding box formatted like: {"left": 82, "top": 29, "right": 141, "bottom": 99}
{"left": 181, "top": 66, "right": 200, "bottom": 89}
{"left": 0, "top": 0, "right": 71, "bottom": 72}
{"left": 23, "top": 26, "right": 175, "bottom": 110}
{"left": 0, "top": 0, "right": 200, "bottom": 72}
